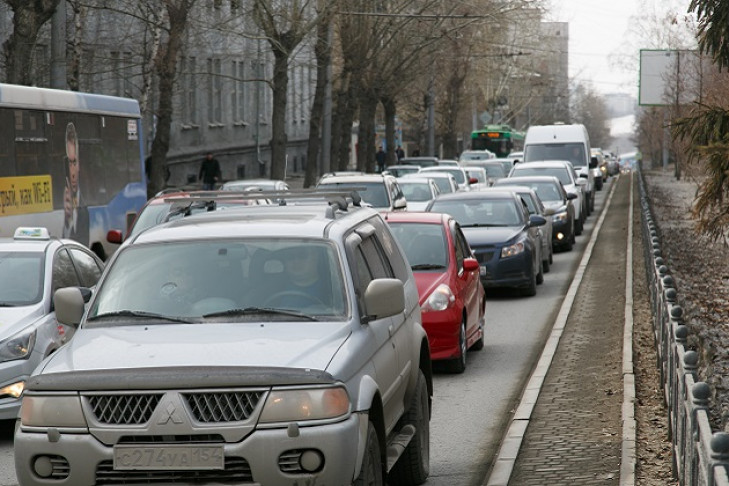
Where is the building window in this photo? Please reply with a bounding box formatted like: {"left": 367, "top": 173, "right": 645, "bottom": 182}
{"left": 181, "top": 57, "right": 197, "bottom": 126}
{"left": 232, "top": 60, "right": 246, "bottom": 124}
{"left": 207, "top": 58, "right": 222, "bottom": 124}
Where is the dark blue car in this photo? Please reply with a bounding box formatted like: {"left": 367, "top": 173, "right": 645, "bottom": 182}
{"left": 426, "top": 190, "right": 546, "bottom": 296}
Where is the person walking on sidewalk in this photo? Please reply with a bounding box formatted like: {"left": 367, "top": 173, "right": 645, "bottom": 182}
{"left": 199, "top": 152, "right": 221, "bottom": 190}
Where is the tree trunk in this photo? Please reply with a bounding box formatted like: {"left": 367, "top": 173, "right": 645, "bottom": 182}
{"left": 304, "top": 13, "right": 331, "bottom": 188}
{"left": 147, "top": 0, "right": 192, "bottom": 199}
{"left": 382, "top": 97, "right": 397, "bottom": 166}
{"left": 2, "top": 0, "right": 60, "bottom": 85}
{"left": 335, "top": 79, "right": 357, "bottom": 171}
{"left": 357, "top": 90, "right": 377, "bottom": 173}
{"left": 270, "top": 49, "right": 289, "bottom": 180}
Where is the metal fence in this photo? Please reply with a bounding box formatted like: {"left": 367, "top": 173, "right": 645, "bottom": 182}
{"left": 638, "top": 168, "right": 729, "bottom": 486}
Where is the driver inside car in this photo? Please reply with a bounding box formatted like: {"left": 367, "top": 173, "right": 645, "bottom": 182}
{"left": 263, "top": 246, "right": 331, "bottom": 310}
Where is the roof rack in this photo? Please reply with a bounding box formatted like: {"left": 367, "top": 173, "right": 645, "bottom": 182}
{"left": 160, "top": 188, "right": 368, "bottom": 223}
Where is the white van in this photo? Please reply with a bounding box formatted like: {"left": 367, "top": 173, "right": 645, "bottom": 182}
{"left": 522, "top": 124, "right": 596, "bottom": 214}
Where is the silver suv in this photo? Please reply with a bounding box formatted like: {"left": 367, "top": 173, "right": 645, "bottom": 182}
{"left": 15, "top": 192, "right": 432, "bottom": 486}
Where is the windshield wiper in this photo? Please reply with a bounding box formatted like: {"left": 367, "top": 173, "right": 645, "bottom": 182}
{"left": 411, "top": 263, "right": 446, "bottom": 270}
{"left": 203, "top": 307, "right": 318, "bottom": 321}
{"left": 87, "top": 310, "right": 196, "bottom": 324}
{"left": 461, "top": 223, "right": 505, "bottom": 228}
{"left": 0, "top": 303, "right": 18, "bottom": 307}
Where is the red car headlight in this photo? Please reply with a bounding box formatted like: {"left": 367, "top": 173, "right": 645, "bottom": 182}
{"left": 422, "top": 284, "right": 455, "bottom": 312}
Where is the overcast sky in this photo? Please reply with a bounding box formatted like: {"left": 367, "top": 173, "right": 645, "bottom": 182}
{"left": 545, "top": 0, "right": 694, "bottom": 97}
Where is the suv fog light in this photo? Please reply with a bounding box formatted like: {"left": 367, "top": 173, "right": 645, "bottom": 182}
{"left": 556, "top": 232, "right": 565, "bottom": 241}
{"left": 300, "top": 450, "right": 323, "bottom": 472}
{"left": 33, "top": 456, "right": 53, "bottom": 478}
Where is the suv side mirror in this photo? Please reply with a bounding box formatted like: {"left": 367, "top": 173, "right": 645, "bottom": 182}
{"left": 54, "top": 287, "right": 86, "bottom": 326}
{"left": 590, "top": 157, "right": 598, "bottom": 169}
{"left": 364, "top": 278, "right": 405, "bottom": 320}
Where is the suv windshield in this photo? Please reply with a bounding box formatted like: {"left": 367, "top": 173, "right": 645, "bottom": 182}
{"left": 524, "top": 143, "right": 586, "bottom": 167}
{"left": 89, "top": 239, "right": 348, "bottom": 322}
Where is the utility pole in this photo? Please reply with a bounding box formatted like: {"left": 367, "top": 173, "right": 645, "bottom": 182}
{"left": 50, "top": 0, "right": 67, "bottom": 89}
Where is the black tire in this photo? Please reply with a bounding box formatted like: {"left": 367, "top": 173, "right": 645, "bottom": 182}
{"left": 542, "top": 253, "right": 550, "bottom": 273}
{"left": 522, "top": 269, "right": 537, "bottom": 296}
{"left": 549, "top": 242, "right": 554, "bottom": 264}
{"left": 389, "top": 371, "right": 430, "bottom": 485}
{"left": 575, "top": 215, "right": 583, "bottom": 235}
{"left": 447, "top": 321, "right": 467, "bottom": 374}
{"left": 536, "top": 259, "right": 544, "bottom": 285}
{"left": 354, "top": 421, "right": 384, "bottom": 486}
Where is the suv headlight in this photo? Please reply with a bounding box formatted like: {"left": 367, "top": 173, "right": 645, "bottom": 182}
{"left": 422, "top": 284, "right": 454, "bottom": 312}
{"left": 259, "top": 386, "right": 350, "bottom": 423}
{"left": 20, "top": 394, "right": 87, "bottom": 427}
{"left": 501, "top": 241, "right": 525, "bottom": 258}
{"left": 0, "top": 328, "right": 36, "bottom": 363}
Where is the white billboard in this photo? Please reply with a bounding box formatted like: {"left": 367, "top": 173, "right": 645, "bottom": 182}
{"left": 639, "top": 49, "right": 702, "bottom": 106}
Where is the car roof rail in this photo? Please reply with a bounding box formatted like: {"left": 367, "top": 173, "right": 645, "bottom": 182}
{"left": 161, "top": 189, "right": 367, "bottom": 221}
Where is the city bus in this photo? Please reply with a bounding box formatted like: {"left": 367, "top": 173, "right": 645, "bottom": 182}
{"left": 0, "top": 83, "right": 147, "bottom": 260}
{"left": 470, "top": 124, "right": 525, "bottom": 158}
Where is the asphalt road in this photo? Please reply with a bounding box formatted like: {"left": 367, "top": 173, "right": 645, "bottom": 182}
{"left": 0, "top": 179, "right": 612, "bottom": 485}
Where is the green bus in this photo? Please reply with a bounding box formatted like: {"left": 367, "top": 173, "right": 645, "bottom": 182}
{"left": 470, "top": 124, "right": 525, "bottom": 158}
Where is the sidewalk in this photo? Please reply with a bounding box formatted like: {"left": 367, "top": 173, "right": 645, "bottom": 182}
{"left": 486, "top": 174, "right": 634, "bottom": 485}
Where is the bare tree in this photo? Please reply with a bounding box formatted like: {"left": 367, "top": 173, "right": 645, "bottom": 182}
{"left": 146, "top": 0, "right": 196, "bottom": 198}
{"left": 1, "top": 0, "right": 60, "bottom": 85}
{"left": 252, "top": 0, "right": 319, "bottom": 180}
{"left": 572, "top": 83, "right": 611, "bottom": 148}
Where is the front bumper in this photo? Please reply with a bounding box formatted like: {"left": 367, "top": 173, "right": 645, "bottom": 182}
{"left": 15, "top": 413, "right": 362, "bottom": 486}
{"left": 474, "top": 248, "right": 534, "bottom": 289}
{"left": 422, "top": 307, "right": 463, "bottom": 361}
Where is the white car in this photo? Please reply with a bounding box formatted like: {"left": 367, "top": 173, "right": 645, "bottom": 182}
{"left": 398, "top": 177, "right": 441, "bottom": 210}
{"left": 459, "top": 150, "right": 495, "bottom": 164}
{"left": 403, "top": 171, "right": 459, "bottom": 195}
{"left": 509, "top": 160, "right": 587, "bottom": 235}
{"left": 419, "top": 166, "right": 474, "bottom": 191}
{"left": 0, "top": 227, "right": 104, "bottom": 420}
{"left": 316, "top": 173, "right": 407, "bottom": 211}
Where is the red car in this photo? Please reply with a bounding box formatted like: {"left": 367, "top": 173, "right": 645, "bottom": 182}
{"left": 385, "top": 211, "right": 486, "bottom": 373}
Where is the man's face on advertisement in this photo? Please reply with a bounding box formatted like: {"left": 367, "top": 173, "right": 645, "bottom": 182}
{"left": 67, "top": 139, "right": 79, "bottom": 192}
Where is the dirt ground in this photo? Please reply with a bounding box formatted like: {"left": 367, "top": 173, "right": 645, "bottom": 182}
{"left": 633, "top": 166, "right": 729, "bottom": 484}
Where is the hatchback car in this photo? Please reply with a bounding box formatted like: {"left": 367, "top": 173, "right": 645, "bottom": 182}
{"left": 397, "top": 177, "right": 441, "bottom": 211}
{"left": 493, "top": 175, "right": 577, "bottom": 252}
{"left": 509, "top": 160, "right": 586, "bottom": 235}
{"left": 385, "top": 212, "right": 486, "bottom": 373}
{"left": 426, "top": 191, "right": 546, "bottom": 296}
{"left": 315, "top": 173, "right": 407, "bottom": 211}
{"left": 0, "top": 227, "right": 104, "bottom": 420}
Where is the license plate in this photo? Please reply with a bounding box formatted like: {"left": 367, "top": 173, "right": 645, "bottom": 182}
{"left": 113, "top": 444, "right": 224, "bottom": 470}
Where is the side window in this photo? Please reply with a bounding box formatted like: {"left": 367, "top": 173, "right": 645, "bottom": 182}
{"left": 52, "top": 248, "right": 82, "bottom": 294}
{"left": 454, "top": 224, "right": 469, "bottom": 269}
{"left": 68, "top": 247, "right": 103, "bottom": 287}
{"left": 367, "top": 217, "right": 408, "bottom": 282}
{"left": 359, "top": 236, "right": 391, "bottom": 279}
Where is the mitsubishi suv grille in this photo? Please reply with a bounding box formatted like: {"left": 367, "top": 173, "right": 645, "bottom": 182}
{"left": 183, "top": 391, "right": 263, "bottom": 423}
{"left": 87, "top": 394, "right": 163, "bottom": 425}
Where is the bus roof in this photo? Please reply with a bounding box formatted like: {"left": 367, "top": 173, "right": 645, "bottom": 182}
{"left": 0, "top": 83, "right": 140, "bottom": 118}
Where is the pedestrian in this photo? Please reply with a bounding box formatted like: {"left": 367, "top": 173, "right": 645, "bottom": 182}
{"left": 199, "top": 152, "right": 222, "bottom": 190}
{"left": 396, "top": 145, "right": 405, "bottom": 161}
{"left": 375, "top": 146, "right": 386, "bottom": 173}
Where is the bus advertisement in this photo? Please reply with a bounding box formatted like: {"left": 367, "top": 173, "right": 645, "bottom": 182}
{"left": 470, "top": 124, "right": 525, "bottom": 158}
{"left": 0, "top": 83, "right": 147, "bottom": 260}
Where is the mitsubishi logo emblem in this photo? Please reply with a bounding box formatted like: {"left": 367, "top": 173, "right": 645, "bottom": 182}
{"left": 158, "top": 403, "right": 184, "bottom": 425}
